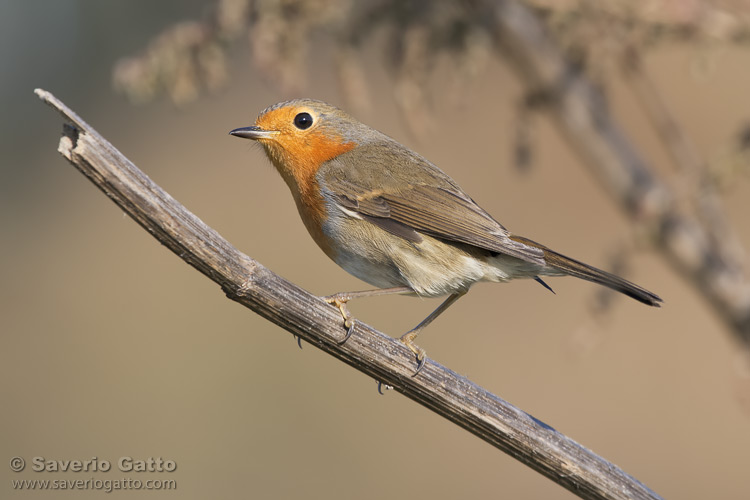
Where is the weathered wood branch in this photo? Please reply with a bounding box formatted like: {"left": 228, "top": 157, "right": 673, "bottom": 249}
{"left": 35, "top": 88, "right": 662, "bottom": 500}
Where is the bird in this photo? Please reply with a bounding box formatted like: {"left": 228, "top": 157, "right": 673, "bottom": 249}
{"left": 230, "top": 99, "right": 662, "bottom": 373}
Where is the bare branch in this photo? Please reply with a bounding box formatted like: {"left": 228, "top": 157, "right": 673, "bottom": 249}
{"left": 492, "top": 0, "right": 750, "bottom": 341}
{"left": 35, "top": 87, "right": 663, "bottom": 500}
{"left": 621, "top": 47, "right": 747, "bottom": 269}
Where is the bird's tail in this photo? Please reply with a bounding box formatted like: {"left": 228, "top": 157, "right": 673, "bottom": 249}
{"left": 510, "top": 235, "right": 663, "bottom": 307}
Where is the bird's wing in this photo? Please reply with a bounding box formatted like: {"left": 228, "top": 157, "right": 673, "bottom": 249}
{"left": 320, "top": 149, "right": 545, "bottom": 266}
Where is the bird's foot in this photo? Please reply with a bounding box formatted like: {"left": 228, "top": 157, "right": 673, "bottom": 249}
{"left": 324, "top": 293, "right": 356, "bottom": 344}
{"left": 400, "top": 330, "right": 427, "bottom": 376}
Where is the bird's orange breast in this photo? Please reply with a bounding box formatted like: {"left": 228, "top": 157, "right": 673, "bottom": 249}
{"left": 263, "top": 128, "right": 356, "bottom": 260}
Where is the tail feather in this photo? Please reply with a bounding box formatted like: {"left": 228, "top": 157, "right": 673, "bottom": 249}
{"left": 511, "top": 235, "right": 663, "bottom": 307}
{"left": 534, "top": 276, "right": 556, "bottom": 294}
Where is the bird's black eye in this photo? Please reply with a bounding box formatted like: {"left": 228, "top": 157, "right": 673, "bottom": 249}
{"left": 293, "top": 112, "right": 313, "bottom": 130}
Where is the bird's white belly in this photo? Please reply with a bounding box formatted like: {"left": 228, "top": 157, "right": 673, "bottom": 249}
{"left": 323, "top": 212, "right": 526, "bottom": 297}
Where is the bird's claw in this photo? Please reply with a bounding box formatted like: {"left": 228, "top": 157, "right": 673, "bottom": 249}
{"left": 324, "top": 293, "right": 355, "bottom": 344}
{"left": 400, "top": 330, "right": 427, "bottom": 376}
{"left": 326, "top": 292, "right": 428, "bottom": 375}
{"left": 377, "top": 381, "right": 394, "bottom": 395}
{"left": 292, "top": 334, "right": 303, "bottom": 349}
{"left": 414, "top": 355, "right": 427, "bottom": 376}
{"left": 338, "top": 320, "right": 356, "bottom": 345}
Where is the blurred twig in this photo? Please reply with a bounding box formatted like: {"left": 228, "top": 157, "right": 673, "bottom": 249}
{"left": 114, "top": 0, "right": 750, "bottom": 110}
{"left": 35, "top": 87, "right": 663, "bottom": 500}
{"left": 621, "top": 47, "right": 746, "bottom": 273}
{"left": 491, "top": 0, "right": 750, "bottom": 340}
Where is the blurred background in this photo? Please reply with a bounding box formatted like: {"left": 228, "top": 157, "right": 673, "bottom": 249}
{"left": 3, "top": 1, "right": 750, "bottom": 498}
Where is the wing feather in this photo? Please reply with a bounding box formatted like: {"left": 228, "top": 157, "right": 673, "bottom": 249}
{"left": 323, "top": 176, "right": 545, "bottom": 266}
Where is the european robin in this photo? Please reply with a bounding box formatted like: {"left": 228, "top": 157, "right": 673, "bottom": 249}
{"left": 230, "top": 99, "right": 662, "bottom": 372}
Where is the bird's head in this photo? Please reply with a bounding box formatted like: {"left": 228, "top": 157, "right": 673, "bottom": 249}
{"left": 230, "top": 99, "right": 369, "bottom": 191}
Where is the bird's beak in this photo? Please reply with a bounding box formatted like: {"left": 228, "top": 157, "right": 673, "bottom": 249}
{"left": 229, "top": 126, "right": 278, "bottom": 140}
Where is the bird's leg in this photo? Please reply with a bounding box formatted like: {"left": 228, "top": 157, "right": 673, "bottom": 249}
{"left": 324, "top": 286, "right": 413, "bottom": 344}
{"left": 400, "top": 291, "right": 467, "bottom": 375}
